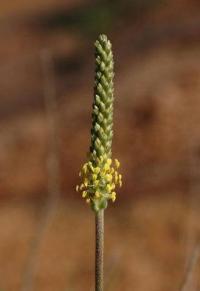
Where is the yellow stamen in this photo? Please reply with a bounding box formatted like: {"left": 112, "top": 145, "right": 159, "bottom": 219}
{"left": 104, "top": 165, "right": 109, "bottom": 171}
{"left": 83, "top": 164, "right": 88, "bottom": 174}
{"left": 80, "top": 184, "right": 84, "bottom": 190}
{"left": 106, "top": 184, "right": 112, "bottom": 192}
{"left": 114, "top": 172, "right": 118, "bottom": 183}
{"left": 95, "top": 191, "right": 100, "bottom": 198}
{"left": 84, "top": 180, "right": 88, "bottom": 187}
{"left": 114, "top": 159, "right": 120, "bottom": 168}
{"left": 88, "top": 162, "right": 94, "bottom": 172}
{"left": 106, "top": 174, "right": 112, "bottom": 182}
{"left": 111, "top": 192, "right": 116, "bottom": 202}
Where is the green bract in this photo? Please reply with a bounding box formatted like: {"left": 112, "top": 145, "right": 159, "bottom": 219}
{"left": 90, "top": 34, "right": 114, "bottom": 162}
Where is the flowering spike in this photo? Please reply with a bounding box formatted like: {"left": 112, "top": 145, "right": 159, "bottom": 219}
{"left": 76, "top": 34, "right": 122, "bottom": 212}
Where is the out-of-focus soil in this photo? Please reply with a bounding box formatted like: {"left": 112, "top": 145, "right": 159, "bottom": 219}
{"left": 0, "top": 194, "right": 199, "bottom": 291}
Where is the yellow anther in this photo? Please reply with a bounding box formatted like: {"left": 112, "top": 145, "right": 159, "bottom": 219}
{"left": 80, "top": 184, "right": 84, "bottom": 190}
{"left": 114, "top": 159, "right": 120, "bottom": 168}
{"left": 84, "top": 180, "right": 88, "bottom": 187}
{"left": 86, "top": 198, "right": 90, "bottom": 203}
{"left": 107, "top": 158, "right": 112, "bottom": 165}
{"left": 119, "top": 180, "right": 122, "bottom": 187}
{"left": 82, "top": 191, "right": 87, "bottom": 198}
{"left": 95, "top": 191, "right": 100, "bottom": 198}
{"left": 106, "top": 184, "right": 112, "bottom": 192}
{"left": 111, "top": 192, "right": 116, "bottom": 202}
{"left": 104, "top": 163, "right": 110, "bottom": 171}
{"left": 119, "top": 174, "right": 122, "bottom": 180}
{"left": 106, "top": 174, "right": 112, "bottom": 182}
{"left": 83, "top": 163, "right": 88, "bottom": 173}
{"left": 92, "top": 174, "right": 97, "bottom": 180}
{"left": 88, "top": 162, "right": 94, "bottom": 172}
{"left": 76, "top": 185, "right": 79, "bottom": 192}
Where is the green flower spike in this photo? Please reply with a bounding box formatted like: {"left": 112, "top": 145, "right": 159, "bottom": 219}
{"left": 76, "top": 34, "right": 122, "bottom": 212}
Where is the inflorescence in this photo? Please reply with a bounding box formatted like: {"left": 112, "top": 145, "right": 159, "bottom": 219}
{"left": 76, "top": 34, "right": 122, "bottom": 212}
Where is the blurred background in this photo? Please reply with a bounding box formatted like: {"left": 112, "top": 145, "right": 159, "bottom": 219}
{"left": 0, "top": 0, "right": 200, "bottom": 290}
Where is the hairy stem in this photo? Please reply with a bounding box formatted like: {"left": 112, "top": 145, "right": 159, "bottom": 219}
{"left": 95, "top": 210, "right": 104, "bottom": 291}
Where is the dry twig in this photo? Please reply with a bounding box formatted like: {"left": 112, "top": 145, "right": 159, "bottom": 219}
{"left": 21, "top": 49, "right": 61, "bottom": 291}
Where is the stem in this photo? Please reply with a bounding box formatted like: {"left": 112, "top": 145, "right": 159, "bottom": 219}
{"left": 95, "top": 210, "right": 104, "bottom": 291}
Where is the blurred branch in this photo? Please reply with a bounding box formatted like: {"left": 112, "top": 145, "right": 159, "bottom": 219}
{"left": 21, "top": 49, "right": 61, "bottom": 291}
{"left": 42, "top": 49, "right": 61, "bottom": 203}
{"left": 179, "top": 246, "right": 200, "bottom": 291}
{"left": 179, "top": 140, "right": 200, "bottom": 291}
{"left": 185, "top": 144, "right": 200, "bottom": 262}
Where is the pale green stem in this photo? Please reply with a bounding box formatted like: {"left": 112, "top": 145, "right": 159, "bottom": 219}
{"left": 95, "top": 210, "right": 104, "bottom": 291}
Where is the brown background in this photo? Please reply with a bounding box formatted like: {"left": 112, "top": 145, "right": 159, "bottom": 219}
{"left": 0, "top": 0, "right": 200, "bottom": 290}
